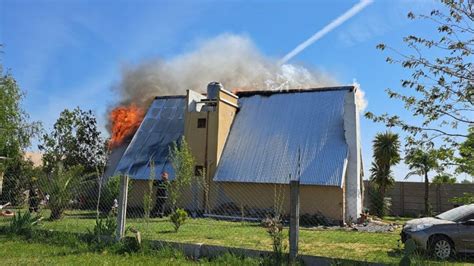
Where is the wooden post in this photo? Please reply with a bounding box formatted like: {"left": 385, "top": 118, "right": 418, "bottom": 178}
{"left": 0, "top": 171, "right": 3, "bottom": 196}
{"left": 436, "top": 184, "right": 441, "bottom": 213}
{"left": 400, "top": 182, "right": 405, "bottom": 216}
{"left": 289, "top": 179, "right": 300, "bottom": 263}
{"left": 116, "top": 175, "right": 129, "bottom": 241}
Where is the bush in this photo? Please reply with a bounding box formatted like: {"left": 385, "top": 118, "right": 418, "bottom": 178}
{"left": 9, "top": 211, "right": 42, "bottom": 236}
{"left": 170, "top": 208, "right": 187, "bottom": 232}
{"left": 87, "top": 215, "right": 117, "bottom": 250}
{"left": 367, "top": 184, "right": 391, "bottom": 218}
{"left": 100, "top": 175, "right": 120, "bottom": 213}
{"left": 40, "top": 164, "right": 84, "bottom": 220}
{"left": 262, "top": 216, "right": 286, "bottom": 264}
{"left": 450, "top": 193, "right": 474, "bottom": 205}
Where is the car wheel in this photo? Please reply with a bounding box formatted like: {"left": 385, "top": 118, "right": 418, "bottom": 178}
{"left": 430, "top": 236, "right": 454, "bottom": 260}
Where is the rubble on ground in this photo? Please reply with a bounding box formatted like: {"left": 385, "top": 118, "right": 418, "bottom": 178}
{"left": 351, "top": 220, "right": 400, "bottom": 233}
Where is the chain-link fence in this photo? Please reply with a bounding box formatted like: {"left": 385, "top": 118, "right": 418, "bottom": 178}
{"left": 1, "top": 161, "right": 474, "bottom": 264}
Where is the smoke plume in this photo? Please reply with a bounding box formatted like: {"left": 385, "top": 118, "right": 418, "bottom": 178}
{"left": 108, "top": 33, "right": 368, "bottom": 144}
{"left": 113, "top": 34, "right": 339, "bottom": 107}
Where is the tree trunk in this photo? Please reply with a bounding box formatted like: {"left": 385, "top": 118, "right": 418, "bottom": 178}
{"left": 424, "top": 172, "right": 430, "bottom": 216}
{"left": 379, "top": 186, "right": 386, "bottom": 217}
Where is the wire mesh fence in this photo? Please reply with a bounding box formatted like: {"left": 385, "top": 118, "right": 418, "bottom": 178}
{"left": 1, "top": 165, "right": 474, "bottom": 264}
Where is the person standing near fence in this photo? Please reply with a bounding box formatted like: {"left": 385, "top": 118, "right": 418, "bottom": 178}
{"left": 28, "top": 187, "right": 40, "bottom": 213}
{"left": 152, "top": 172, "right": 169, "bottom": 218}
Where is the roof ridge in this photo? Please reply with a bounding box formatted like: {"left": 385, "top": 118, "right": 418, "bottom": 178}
{"left": 235, "top": 86, "right": 353, "bottom": 97}
{"left": 154, "top": 95, "right": 186, "bottom": 99}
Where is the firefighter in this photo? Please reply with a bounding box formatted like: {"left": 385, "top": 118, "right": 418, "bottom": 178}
{"left": 152, "top": 172, "right": 169, "bottom": 218}
{"left": 28, "top": 188, "right": 40, "bottom": 213}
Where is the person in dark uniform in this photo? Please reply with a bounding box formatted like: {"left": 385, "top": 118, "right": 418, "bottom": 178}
{"left": 152, "top": 172, "right": 169, "bottom": 218}
{"left": 28, "top": 188, "right": 40, "bottom": 213}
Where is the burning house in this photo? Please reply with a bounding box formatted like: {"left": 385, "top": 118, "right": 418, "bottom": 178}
{"left": 107, "top": 82, "right": 363, "bottom": 223}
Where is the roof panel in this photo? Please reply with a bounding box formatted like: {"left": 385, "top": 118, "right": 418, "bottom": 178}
{"left": 114, "top": 97, "right": 185, "bottom": 180}
{"left": 213, "top": 90, "right": 348, "bottom": 186}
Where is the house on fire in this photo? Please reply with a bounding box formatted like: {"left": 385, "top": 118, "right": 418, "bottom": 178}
{"left": 108, "top": 82, "right": 364, "bottom": 223}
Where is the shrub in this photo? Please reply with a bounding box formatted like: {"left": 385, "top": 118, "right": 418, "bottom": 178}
{"left": 9, "top": 211, "right": 42, "bottom": 236}
{"left": 143, "top": 161, "right": 155, "bottom": 220}
{"left": 89, "top": 215, "right": 116, "bottom": 238}
{"left": 87, "top": 215, "right": 117, "bottom": 250}
{"left": 262, "top": 216, "right": 286, "bottom": 264}
{"left": 399, "top": 239, "right": 417, "bottom": 266}
{"left": 367, "top": 184, "right": 391, "bottom": 218}
{"left": 113, "top": 236, "right": 142, "bottom": 254}
{"left": 450, "top": 193, "right": 474, "bottom": 205}
{"left": 99, "top": 175, "right": 120, "bottom": 213}
{"left": 169, "top": 208, "right": 187, "bottom": 232}
{"left": 168, "top": 137, "right": 195, "bottom": 210}
{"left": 40, "top": 164, "right": 84, "bottom": 220}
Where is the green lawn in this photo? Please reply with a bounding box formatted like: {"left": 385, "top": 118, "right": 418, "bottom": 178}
{"left": 1, "top": 210, "right": 472, "bottom": 265}
{"left": 0, "top": 235, "right": 264, "bottom": 266}
{"left": 0, "top": 235, "right": 196, "bottom": 265}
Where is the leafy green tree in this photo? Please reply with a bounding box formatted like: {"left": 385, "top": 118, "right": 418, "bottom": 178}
{"left": 405, "top": 148, "right": 440, "bottom": 215}
{"left": 168, "top": 137, "right": 195, "bottom": 211}
{"left": 0, "top": 64, "right": 40, "bottom": 160}
{"left": 455, "top": 126, "right": 474, "bottom": 177}
{"left": 39, "top": 108, "right": 108, "bottom": 211}
{"left": 432, "top": 174, "right": 456, "bottom": 184}
{"left": 369, "top": 132, "right": 401, "bottom": 217}
{"left": 39, "top": 107, "right": 107, "bottom": 174}
{"left": 1, "top": 158, "right": 41, "bottom": 206}
{"left": 143, "top": 160, "right": 155, "bottom": 220}
{"left": 366, "top": 1, "right": 473, "bottom": 166}
{"left": 0, "top": 54, "right": 41, "bottom": 204}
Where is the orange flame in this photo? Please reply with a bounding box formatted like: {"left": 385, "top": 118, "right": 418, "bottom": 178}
{"left": 108, "top": 104, "right": 145, "bottom": 148}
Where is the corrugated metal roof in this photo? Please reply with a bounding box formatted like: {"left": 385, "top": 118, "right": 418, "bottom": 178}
{"left": 213, "top": 89, "right": 349, "bottom": 186}
{"left": 114, "top": 96, "right": 185, "bottom": 180}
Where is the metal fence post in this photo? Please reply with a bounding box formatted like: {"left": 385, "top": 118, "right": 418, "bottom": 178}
{"left": 116, "top": 175, "right": 129, "bottom": 241}
{"left": 289, "top": 179, "right": 300, "bottom": 263}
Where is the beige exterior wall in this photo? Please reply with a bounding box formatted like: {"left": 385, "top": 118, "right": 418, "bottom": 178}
{"left": 216, "top": 183, "right": 345, "bottom": 221}
{"left": 127, "top": 179, "right": 202, "bottom": 210}
{"left": 128, "top": 180, "right": 344, "bottom": 221}
{"left": 215, "top": 91, "right": 238, "bottom": 166}
{"left": 184, "top": 87, "right": 238, "bottom": 212}
{"left": 184, "top": 89, "right": 237, "bottom": 179}
{"left": 128, "top": 180, "right": 151, "bottom": 208}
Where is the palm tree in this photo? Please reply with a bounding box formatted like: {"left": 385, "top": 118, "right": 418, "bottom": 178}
{"left": 40, "top": 164, "right": 84, "bottom": 220}
{"left": 405, "top": 148, "right": 439, "bottom": 216}
{"left": 369, "top": 132, "right": 401, "bottom": 217}
{"left": 432, "top": 174, "right": 456, "bottom": 184}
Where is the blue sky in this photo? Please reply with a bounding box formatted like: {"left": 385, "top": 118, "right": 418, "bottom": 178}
{"left": 0, "top": 0, "right": 470, "bottom": 182}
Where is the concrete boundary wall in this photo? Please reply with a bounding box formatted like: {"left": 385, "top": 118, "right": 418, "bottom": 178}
{"left": 148, "top": 239, "right": 383, "bottom": 266}
{"left": 31, "top": 229, "right": 382, "bottom": 265}
{"left": 364, "top": 181, "right": 474, "bottom": 216}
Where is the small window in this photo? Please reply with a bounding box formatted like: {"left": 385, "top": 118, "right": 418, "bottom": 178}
{"left": 197, "top": 118, "right": 206, "bottom": 128}
{"left": 195, "top": 165, "right": 204, "bottom": 176}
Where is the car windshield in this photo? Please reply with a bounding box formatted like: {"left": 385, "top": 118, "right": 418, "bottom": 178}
{"left": 436, "top": 205, "right": 474, "bottom": 222}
